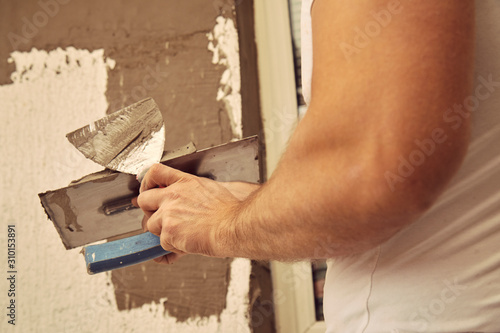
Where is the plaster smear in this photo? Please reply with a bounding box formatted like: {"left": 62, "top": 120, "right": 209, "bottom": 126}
{"left": 208, "top": 16, "right": 243, "bottom": 139}
{"left": 113, "top": 125, "right": 165, "bottom": 174}
{"left": 66, "top": 97, "right": 166, "bottom": 175}
{"left": 0, "top": 47, "right": 251, "bottom": 332}
{"left": 105, "top": 258, "right": 252, "bottom": 333}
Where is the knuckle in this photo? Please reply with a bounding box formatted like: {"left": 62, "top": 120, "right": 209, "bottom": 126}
{"left": 146, "top": 215, "right": 160, "bottom": 234}
{"left": 149, "top": 163, "right": 164, "bottom": 174}
{"left": 145, "top": 164, "right": 164, "bottom": 183}
{"left": 159, "top": 234, "right": 169, "bottom": 249}
{"left": 178, "top": 172, "right": 196, "bottom": 184}
{"left": 147, "top": 224, "right": 159, "bottom": 236}
{"left": 192, "top": 175, "right": 205, "bottom": 185}
{"left": 161, "top": 220, "right": 176, "bottom": 235}
{"left": 159, "top": 232, "right": 174, "bottom": 251}
{"left": 136, "top": 193, "right": 147, "bottom": 208}
{"left": 165, "top": 189, "right": 181, "bottom": 200}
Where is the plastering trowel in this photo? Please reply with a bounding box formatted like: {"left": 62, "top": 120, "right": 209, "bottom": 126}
{"left": 81, "top": 137, "right": 260, "bottom": 274}
{"left": 38, "top": 98, "right": 261, "bottom": 274}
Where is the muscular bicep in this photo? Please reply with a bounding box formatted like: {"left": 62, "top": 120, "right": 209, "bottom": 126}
{"left": 303, "top": 0, "right": 474, "bottom": 205}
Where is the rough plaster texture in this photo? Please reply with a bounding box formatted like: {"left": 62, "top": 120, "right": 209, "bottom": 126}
{"left": 0, "top": 0, "right": 240, "bottom": 151}
{"left": 208, "top": 16, "right": 243, "bottom": 139}
{"left": 0, "top": 48, "right": 251, "bottom": 332}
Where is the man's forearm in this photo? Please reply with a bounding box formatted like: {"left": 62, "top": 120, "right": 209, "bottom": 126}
{"left": 218, "top": 123, "right": 416, "bottom": 260}
{"left": 214, "top": 0, "right": 475, "bottom": 261}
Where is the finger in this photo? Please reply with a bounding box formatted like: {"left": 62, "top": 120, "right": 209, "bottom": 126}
{"left": 158, "top": 231, "right": 188, "bottom": 256}
{"left": 166, "top": 252, "right": 186, "bottom": 263}
{"left": 136, "top": 188, "right": 165, "bottom": 212}
{"left": 158, "top": 232, "right": 177, "bottom": 253}
{"left": 146, "top": 212, "right": 162, "bottom": 236}
{"left": 153, "top": 255, "right": 170, "bottom": 265}
{"left": 140, "top": 163, "right": 193, "bottom": 193}
{"left": 154, "top": 253, "right": 186, "bottom": 265}
{"left": 141, "top": 215, "right": 149, "bottom": 232}
{"left": 131, "top": 197, "right": 139, "bottom": 208}
{"left": 136, "top": 163, "right": 155, "bottom": 183}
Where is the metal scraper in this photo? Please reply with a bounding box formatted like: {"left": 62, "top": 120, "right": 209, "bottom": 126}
{"left": 39, "top": 136, "right": 261, "bottom": 273}
{"left": 66, "top": 97, "right": 165, "bottom": 175}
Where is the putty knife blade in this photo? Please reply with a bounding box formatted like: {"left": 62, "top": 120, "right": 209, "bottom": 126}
{"left": 66, "top": 98, "right": 165, "bottom": 175}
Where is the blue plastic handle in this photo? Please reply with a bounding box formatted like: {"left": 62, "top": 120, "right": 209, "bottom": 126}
{"left": 83, "top": 232, "right": 170, "bottom": 274}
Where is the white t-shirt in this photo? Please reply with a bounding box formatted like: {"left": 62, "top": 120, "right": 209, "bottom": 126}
{"left": 301, "top": 1, "right": 500, "bottom": 332}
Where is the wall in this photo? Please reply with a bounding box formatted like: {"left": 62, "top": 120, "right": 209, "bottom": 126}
{"left": 0, "top": 0, "right": 268, "bottom": 332}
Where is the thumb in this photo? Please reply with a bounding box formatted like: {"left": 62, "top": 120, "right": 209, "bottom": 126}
{"left": 139, "top": 163, "right": 193, "bottom": 193}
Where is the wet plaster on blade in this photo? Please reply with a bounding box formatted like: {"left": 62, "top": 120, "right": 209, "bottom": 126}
{"left": 112, "top": 125, "right": 165, "bottom": 175}
{"left": 208, "top": 16, "right": 243, "bottom": 139}
{"left": 66, "top": 98, "right": 165, "bottom": 174}
{"left": 39, "top": 171, "right": 144, "bottom": 249}
{"left": 44, "top": 189, "right": 83, "bottom": 233}
{"left": 69, "top": 169, "right": 120, "bottom": 186}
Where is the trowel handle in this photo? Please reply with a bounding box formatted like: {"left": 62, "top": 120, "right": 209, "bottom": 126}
{"left": 83, "top": 232, "right": 169, "bottom": 274}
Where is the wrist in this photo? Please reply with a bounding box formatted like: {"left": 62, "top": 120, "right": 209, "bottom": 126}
{"left": 212, "top": 200, "right": 246, "bottom": 258}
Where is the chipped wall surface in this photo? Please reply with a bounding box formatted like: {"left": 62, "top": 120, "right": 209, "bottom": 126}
{"left": 0, "top": 0, "right": 265, "bottom": 332}
{"left": 208, "top": 16, "right": 243, "bottom": 139}
{"left": 0, "top": 0, "right": 244, "bottom": 151}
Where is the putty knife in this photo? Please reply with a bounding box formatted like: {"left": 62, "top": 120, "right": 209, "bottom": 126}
{"left": 39, "top": 97, "right": 261, "bottom": 274}
{"left": 66, "top": 98, "right": 165, "bottom": 175}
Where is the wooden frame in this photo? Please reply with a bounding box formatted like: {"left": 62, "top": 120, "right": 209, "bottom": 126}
{"left": 253, "top": 0, "right": 326, "bottom": 332}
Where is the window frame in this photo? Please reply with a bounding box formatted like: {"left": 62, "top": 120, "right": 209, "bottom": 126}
{"left": 253, "top": 1, "right": 326, "bottom": 332}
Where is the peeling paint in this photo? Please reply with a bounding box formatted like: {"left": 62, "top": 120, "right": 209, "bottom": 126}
{"left": 8, "top": 47, "right": 115, "bottom": 84}
{"left": 208, "top": 16, "right": 243, "bottom": 139}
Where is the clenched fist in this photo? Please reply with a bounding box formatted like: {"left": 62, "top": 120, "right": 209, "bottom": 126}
{"left": 135, "top": 163, "right": 260, "bottom": 264}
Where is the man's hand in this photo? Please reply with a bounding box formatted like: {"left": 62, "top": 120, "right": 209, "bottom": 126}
{"left": 136, "top": 163, "right": 260, "bottom": 264}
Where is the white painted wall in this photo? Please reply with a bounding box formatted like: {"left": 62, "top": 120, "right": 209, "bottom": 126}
{"left": 0, "top": 48, "right": 250, "bottom": 333}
